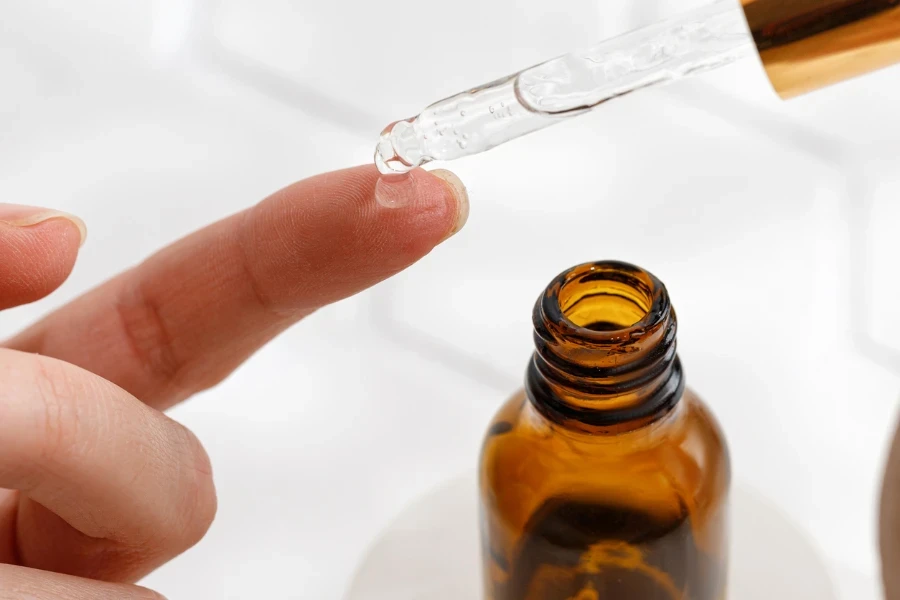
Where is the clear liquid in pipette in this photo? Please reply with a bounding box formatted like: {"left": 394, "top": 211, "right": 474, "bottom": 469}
{"left": 375, "top": 0, "right": 754, "bottom": 175}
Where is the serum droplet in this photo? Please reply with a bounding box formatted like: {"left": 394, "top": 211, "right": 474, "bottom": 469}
{"left": 375, "top": 174, "right": 418, "bottom": 208}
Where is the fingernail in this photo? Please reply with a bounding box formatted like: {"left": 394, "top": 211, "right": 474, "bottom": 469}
{"left": 0, "top": 204, "right": 88, "bottom": 247}
{"left": 431, "top": 169, "right": 469, "bottom": 241}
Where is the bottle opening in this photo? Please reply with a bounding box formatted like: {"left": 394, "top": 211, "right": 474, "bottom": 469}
{"left": 557, "top": 267, "right": 655, "bottom": 333}
{"left": 529, "top": 261, "right": 683, "bottom": 429}
{"left": 541, "top": 262, "right": 668, "bottom": 352}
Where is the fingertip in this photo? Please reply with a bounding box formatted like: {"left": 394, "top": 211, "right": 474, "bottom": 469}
{"left": 379, "top": 167, "right": 467, "bottom": 228}
{"left": 307, "top": 165, "right": 469, "bottom": 249}
{"left": 0, "top": 206, "right": 87, "bottom": 247}
{"left": 0, "top": 218, "right": 82, "bottom": 309}
{"left": 429, "top": 169, "right": 469, "bottom": 241}
{"left": 371, "top": 168, "right": 465, "bottom": 265}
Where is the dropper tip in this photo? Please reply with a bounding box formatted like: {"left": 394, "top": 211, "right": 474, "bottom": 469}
{"left": 374, "top": 119, "right": 429, "bottom": 175}
{"left": 374, "top": 137, "right": 407, "bottom": 175}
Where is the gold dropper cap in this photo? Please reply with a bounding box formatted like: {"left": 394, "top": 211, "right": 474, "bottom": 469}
{"left": 741, "top": 0, "right": 900, "bottom": 98}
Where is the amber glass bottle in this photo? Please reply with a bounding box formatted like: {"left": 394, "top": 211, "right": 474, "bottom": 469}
{"left": 479, "top": 261, "right": 730, "bottom": 600}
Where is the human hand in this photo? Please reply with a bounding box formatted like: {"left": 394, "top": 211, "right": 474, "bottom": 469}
{"left": 0, "top": 166, "right": 468, "bottom": 598}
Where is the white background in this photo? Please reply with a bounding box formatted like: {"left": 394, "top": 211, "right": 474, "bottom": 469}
{"left": 2, "top": 1, "right": 900, "bottom": 598}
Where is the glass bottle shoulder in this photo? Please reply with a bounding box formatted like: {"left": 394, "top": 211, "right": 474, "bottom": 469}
{"left": 479, "top": 387, "right": 731, "bottom": 533}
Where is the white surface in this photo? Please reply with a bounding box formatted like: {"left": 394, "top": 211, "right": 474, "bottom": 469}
{"left": 2, "top": 1, "right": 900, "bottom": 599}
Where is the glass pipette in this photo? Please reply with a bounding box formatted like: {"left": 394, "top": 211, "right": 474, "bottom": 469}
{"left": 374, "top": 0, "right": 754, "bottom": 175}
{"left": 374, "top": 0, "right": 900, "bottom": 175}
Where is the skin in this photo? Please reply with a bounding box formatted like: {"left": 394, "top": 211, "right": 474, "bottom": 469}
{"left": 0, "top": 165, "right": 468, "bottom": 598}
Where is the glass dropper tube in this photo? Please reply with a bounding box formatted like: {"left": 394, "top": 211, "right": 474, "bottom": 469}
{"left": 375, "top": 0, "right": 754, "bottom": 175}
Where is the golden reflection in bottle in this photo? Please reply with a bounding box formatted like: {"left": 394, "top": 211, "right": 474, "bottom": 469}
{"left": 479, "top": 261, "right": 730, "bottom": 600}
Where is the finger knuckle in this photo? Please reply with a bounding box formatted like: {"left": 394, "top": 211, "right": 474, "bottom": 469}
{"left": 236, "top": 205, "right": 294, "bottom": 319}
{"left": 114, "top": 280, "right": 187, "bottom": 399}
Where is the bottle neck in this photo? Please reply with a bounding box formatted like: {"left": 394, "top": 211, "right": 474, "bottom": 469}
{"left": 525, "top": 261, "right": 685, "bottom": 432}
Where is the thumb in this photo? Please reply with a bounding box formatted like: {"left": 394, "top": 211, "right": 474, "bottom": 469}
{"left": 0, "top": 205, "right": 86, "bottom": 310}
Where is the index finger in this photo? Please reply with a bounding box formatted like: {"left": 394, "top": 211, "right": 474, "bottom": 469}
{"left": 7, "top": 165, "right": 468, "bottom": 409}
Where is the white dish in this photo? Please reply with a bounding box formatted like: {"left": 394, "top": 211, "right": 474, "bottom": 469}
{"left": 346, "top": 474, "right": 839, "bottom": 600}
